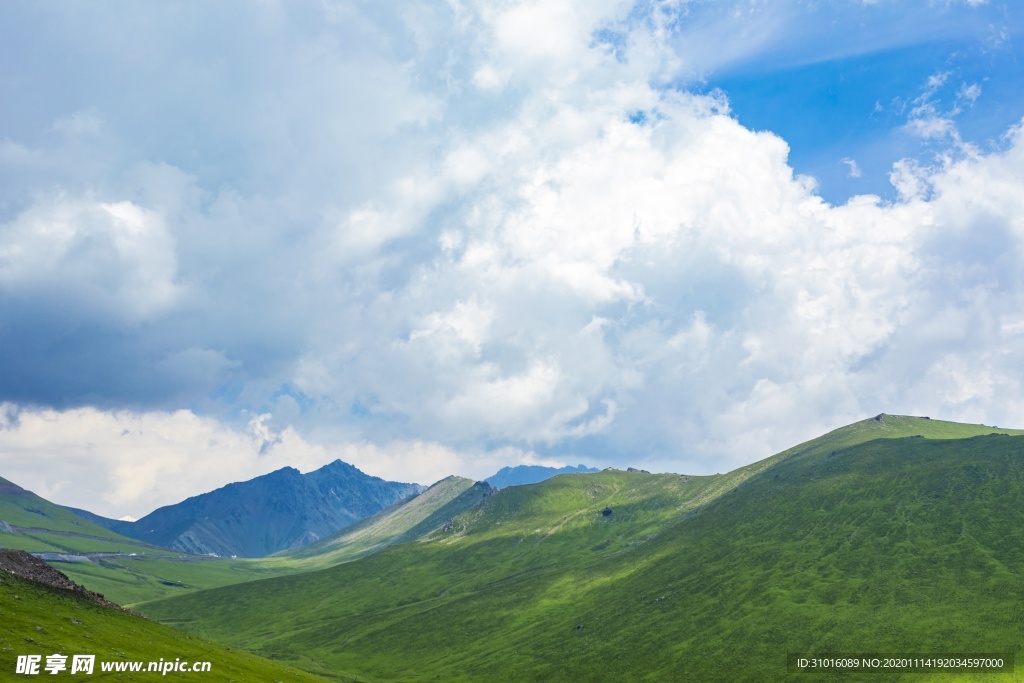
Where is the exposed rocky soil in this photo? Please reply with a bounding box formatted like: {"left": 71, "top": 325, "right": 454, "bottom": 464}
{"left": 0, "top": 548, "right": 132, "bottom": 612}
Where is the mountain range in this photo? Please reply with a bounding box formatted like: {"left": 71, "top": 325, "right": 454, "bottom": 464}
{"left": 6, "top": 414, "right": 1024, "bottom": 680}
{"left": 485, "top": 463, "right": 600, "bottom": 488}
{"left": 64, "top": 460, "right": 600, "bottom": 559}
{"left": 68, "top": 460, "right": 424, "bottom": 558}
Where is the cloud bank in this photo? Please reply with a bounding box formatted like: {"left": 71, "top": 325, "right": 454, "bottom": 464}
{"left": 1, "top": 0, "right": 1023, "bottom": 515}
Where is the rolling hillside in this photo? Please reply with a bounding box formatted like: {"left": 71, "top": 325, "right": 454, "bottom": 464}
{"left": 0, "top": 474, "right": 306, "bottom": 606}
{"left": 271, "top": 476, "right": 493, "bottom": 569}
{"left": 0, "top": 550, "right": 333, "bottom": 682}
{"left": 58, "top": 475, "right": 495, "bottom": 606}
{"left": 2, "top": 472, "right": 495, "bottom": 607}
{"left": 0, "top": 476, "right": 171, "bottom": 557}
{"left": 140, "top": 415, "right": 1024, "bottom": 681}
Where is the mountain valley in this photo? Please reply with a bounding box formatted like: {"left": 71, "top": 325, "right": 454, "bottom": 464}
{"left": 5, "top": 415, "right": 1024, "bottom": 681}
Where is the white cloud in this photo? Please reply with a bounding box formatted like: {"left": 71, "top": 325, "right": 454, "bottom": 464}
{"left": 957, "top": 82, "right": 982, "bottom": 106}
{"left": 290, "top": 78, "right": 1024, "bottom": 470}
{"left": 0, "top": 195, "right": 181, "bottom": 320}
{"left": 841, "top": 157, "right": 863, "bottom": 178}
{"left": 411, "top": 299, "right": 494, "bottom": 354}
{"left": 470, "top": 0, "right": 636, "bottom": 87}
{"left": 0, "top": 403, "right": 571, "bottom": 518}
{"left": 1, "top": 0, "right": 1024, "bottom": 509}
{"left": 472, "top": 63, "right": 509, "bottom": 91}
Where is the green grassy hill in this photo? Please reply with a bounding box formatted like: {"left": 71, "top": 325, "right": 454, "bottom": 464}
{"left": 53, "top": 478, "right": 494, "bottom": 606}
{"left": 0, "top": 476, "right": 174, "bottom": 556}
{"left": 138, "top": 416, "right": 1024, "bottom": 681}
{"left": 0, "top": 475, "right": 304, "bottom": 606}
{"left": 1, "top": 474, "right": 498, "bottom": 607}
{"left": 0, "top": 564, "right": 334, "bottom": 681}
{"left": 270, "top": 476, "right": 490, "bottom": 570}
{"left": 59, "top": 476, "right": 494, "bottom": 605}
{"left": 54, "top": 554, "right": 305, "bottom": 607}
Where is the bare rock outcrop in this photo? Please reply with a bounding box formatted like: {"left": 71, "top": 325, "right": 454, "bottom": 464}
{"left": 0, "top": 549, "right": 131, "bottom": 613}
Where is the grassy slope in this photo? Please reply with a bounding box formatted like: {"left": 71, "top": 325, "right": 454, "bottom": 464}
{"left": 2, "top": 475, "right": 500, "bottom": 606}
{"left": 0, "top": 476, "right": 298, "bottom": 606}
{"left": 139, "top": 469, "right": 728, "bottom": 675}
{"left": 63, "top": 477, "right": 491, "bottom": 605}
{"left": 61, "top": 479, "right": 496, "bottom": 605}
{"left": 56, "top": 555, "right": 303, "bottom": 607}
{"left": 270, "top": 476, "right": 483, "bottom": 570}
{"left": 0, "top": 572, "right": 336, "bottom": 682}
{"left": 0, "top": 476, "right": 173, "bottom": 554}
{"left": 140, "top": 416, "right": 1024, "bottom": 682}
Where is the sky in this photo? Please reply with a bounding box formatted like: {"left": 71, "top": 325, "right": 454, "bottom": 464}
{"left": 2, "top": 0, "right": 1024, "bottom": 519}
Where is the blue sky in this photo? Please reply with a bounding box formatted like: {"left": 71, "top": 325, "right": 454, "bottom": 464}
{"left": 700, "top": 0, "right": 1024, "bottom": 203}
{"left": 1, "top": 0, "right": 1023, "bottom": 517}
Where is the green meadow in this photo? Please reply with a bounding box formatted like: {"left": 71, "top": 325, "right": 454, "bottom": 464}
{"left": 7, "top": 415, "right": 1024, "bottom": 681}
{"left": 138, "top": 416, "right": 1024, "bottom": 681}
{"left": 0, "top": 571, "right": 334, "bottom": 682}
{"left": 0, "top": 477, "right": 172, "bottom": 555}
{"left": 0, "top": 475, "right": 294, "bottom": 606}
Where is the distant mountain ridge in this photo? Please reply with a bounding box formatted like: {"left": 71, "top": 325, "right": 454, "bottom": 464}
{"left": 69, "top": 460, "right": 424, "bottom": 558}
{"left": 485, "top": 463, "right": 599, "bottom": 488}
{"left": 64, "top": 506, "right": 137, "bottom": 537}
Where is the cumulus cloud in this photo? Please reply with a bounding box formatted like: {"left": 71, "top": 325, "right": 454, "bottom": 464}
{"left": 0, "top": 403, "right": 535, "bottom": 518}
{"left": 0, "top": 195, "right": 181, "bottom": 320}
{"left": 268, "top": 84, "right": 1024, "bottom": 471}
{"left": 1, "top": 0, "right": 1024, "bottom": 509}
